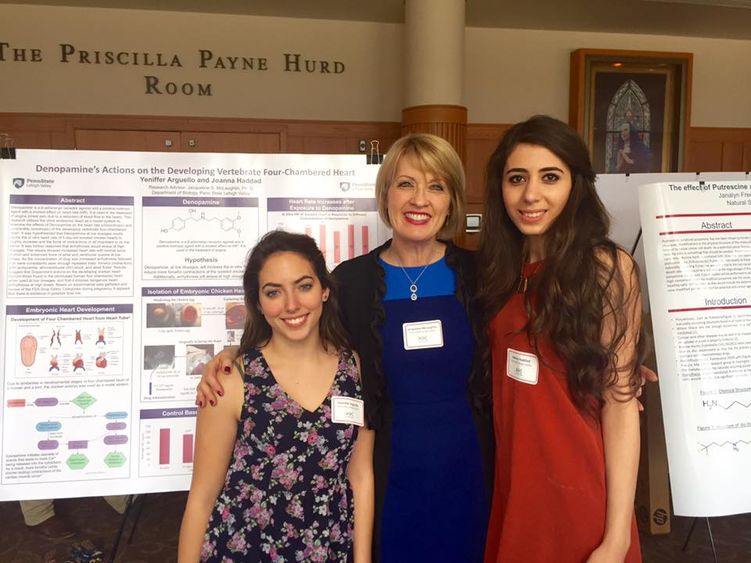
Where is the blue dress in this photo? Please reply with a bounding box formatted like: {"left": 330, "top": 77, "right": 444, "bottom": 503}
{"left": 201, "top": 347, "right": 362, "bottom": 562}
{"left": 378, "top": 258, "right": 488, "bottom": 562}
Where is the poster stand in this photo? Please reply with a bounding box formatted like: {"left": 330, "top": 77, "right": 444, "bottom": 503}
{"left": 681, "top": 517, "right": 718, "bottom": 563}
{"left": 108, "top": 494, "right": 147, "bottom": 562}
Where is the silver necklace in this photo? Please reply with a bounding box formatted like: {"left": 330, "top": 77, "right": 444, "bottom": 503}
{"left": 399, "top": 263, "right": 430, "bottom": 301}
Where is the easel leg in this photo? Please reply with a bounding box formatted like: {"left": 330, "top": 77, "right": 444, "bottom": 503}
{"left": 107, "top": 495, "right": 134, "bottom": 563}
{"left": 127, "top": 494, "right": 147, "bottom": 544}
{"left": 681, "top": 517, "right": 698, "bottom": 552}
{"left": 705, "top": 517, "right": 719, "bottom": 563}
{"left": 681, "top": 516, "right": 719, "bottom": 563}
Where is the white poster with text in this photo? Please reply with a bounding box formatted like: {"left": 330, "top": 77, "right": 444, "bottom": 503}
{"left": 638, "top": 180, "right": 751, "bottom": 517}
{"left": 0, "top": 149, "right": 386, "bottom": 500}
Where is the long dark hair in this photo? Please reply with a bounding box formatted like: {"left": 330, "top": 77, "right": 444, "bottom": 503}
{"left": 477, "top": 115, "right": 646, "bottom": 417}
{"left": 237, "top": 230, "right": 350, "bottom": 355}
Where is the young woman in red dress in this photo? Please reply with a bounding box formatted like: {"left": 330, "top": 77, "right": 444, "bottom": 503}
{"left": 478, "top": 115, "right": 646, "bottom": 563}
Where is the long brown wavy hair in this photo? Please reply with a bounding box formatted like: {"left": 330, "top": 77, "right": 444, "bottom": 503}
{"left": 238, "top": 230, "right": 350, "bottom": 356}
{"left": 477, "top": 115, "right": 646, "bottom": 417}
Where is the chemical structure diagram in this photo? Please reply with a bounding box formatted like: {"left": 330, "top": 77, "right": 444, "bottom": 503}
{"left": 697, "top": 439, "right": 751, "bottom": 454}
{"left": 161, "top": 208, "right": 243, "bottom": 238}
{"left": 702, "top": 400, "right": 751, "bottom": 411}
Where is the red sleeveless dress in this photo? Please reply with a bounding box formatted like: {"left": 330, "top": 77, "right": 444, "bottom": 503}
{"left": 484, "top": 265, "right": 641, "bottom": 563}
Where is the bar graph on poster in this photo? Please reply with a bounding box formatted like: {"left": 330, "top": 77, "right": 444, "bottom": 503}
{"left": 268, "top": 197, "right": 379, "bottom": 267}
{"left": 0, "top": 150, "right": 388, "bottom": 500}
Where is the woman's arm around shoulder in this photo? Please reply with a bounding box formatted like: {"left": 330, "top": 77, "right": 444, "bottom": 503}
{"left": 178, "top": 361, "right": 244, "bottom": 563}
{"left": 589, "top": 248, "right": 642, "bottom": 563}
{"left": 347, "top": 351, "right": 375, "bottom": 563}
{"left": 195, "top": 346, "right": 238, "bottom": 407}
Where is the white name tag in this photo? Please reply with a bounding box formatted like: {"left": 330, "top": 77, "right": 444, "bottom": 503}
{"left": 402, "top": 319, "right": 444, "bottom": 350}
{"left": 506, "top": 348, "right": 539, "bottom": 385}
{"left": 331, "top": 396, "right": 364, "bottom": 427}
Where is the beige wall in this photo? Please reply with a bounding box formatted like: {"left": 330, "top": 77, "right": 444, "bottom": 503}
{"left": 2, "top": 4, "right": 751, "bottom": 127}
{"left": 466, "top": 27, "right": 751, "bottom": 127}
{"left": 0, "top": 4, "right": 404, "bottom": 121}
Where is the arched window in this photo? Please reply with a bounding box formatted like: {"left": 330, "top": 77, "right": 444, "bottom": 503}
{"left": 606, "top": 79, "right": 652, "bottom": 173}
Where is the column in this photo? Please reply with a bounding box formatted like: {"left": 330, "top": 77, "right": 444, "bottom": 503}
{"left": 402, "top": 0, "right": 466, "bottom": 161}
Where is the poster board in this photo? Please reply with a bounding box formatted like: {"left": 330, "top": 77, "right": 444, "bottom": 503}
{"left": 638, "top": 178, "right": 751, "bottom": 517}
{"left": 598, "top": 171, "right": 750, "bottom": 527}
{"left": 0, "top": 149, "right": 388, "bottom": 500}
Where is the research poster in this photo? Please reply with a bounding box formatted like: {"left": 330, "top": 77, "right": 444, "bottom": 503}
{"left": 0, "top": 149, "right": 387, "bottom": 500}
{"left": 638, "top": 180, "right": 751, "bottom": 517}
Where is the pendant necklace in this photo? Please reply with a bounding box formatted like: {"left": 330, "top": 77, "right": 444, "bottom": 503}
{"left": 399, "top": 263, "right": 430, "bottom": 301}
{"left": 516, "top": 250, "right": 542, "bottom": 293}
{"left": 516, "top": 259, "right": 529, "bottom": 293}
{"left": 516, "top": 272, "right": 529, "bottom": 294}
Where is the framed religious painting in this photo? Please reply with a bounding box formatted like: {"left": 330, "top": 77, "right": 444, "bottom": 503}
{"left": 569, "top": 49, "right": 692, "bottom": 174}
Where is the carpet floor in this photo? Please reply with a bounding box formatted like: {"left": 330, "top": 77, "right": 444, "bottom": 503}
{"left": 0, "top": 492, "right": 748, "bottom": 562}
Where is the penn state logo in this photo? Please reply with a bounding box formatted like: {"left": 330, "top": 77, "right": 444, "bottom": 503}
{"left": 339, "top": 182, "right": 351, "bottom": 192}
{"left": 13, "top": 178, "right": 25, "bottom": 189}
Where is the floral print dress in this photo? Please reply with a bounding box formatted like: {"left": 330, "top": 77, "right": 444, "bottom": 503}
{"left": 201, "top": 347, "right": 362, "bottom": 562}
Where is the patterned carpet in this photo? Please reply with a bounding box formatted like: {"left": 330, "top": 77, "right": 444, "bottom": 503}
{"left": 0, "top": 492, "right": 748, "bottom": 562}
{"left": 0, "top": 493, "right": 182, "bottom": 563}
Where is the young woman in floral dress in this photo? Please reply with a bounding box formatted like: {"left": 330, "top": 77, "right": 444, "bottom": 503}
{"left": 178, "top": 231, "right": 374, "bottom": 562}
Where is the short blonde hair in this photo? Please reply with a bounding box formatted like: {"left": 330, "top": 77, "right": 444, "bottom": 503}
{"left": 375, "top": 133, "right": 465, "bottom": 239}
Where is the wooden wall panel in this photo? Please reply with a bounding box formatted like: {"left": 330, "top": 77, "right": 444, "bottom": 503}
{"left": 75, "top": 129, "right": 181, "bottom": 152}
{"left": 181, "top": 131, "right": 283, "bottom": 153}
{"left": 5, "top": 115, "right": 751, "bottom": 229}
{"left": 284, "top": 122, "right": 400, "bottom": 156}
{"left": 721, "top": 142, "right": 744, "bottom": 171}
{"left": 0, "top": 113, "right": 400, "bottom": 157}
{"left": 458, "top": 124, "right": 511, "bottom": 249}
{"left": 297, "top": 136, "right": 349, "bottom": 154}
{"left": 465, "top": 124, "right": 510, "bottom": 204}
{"left": 1, "top": 130, "right": 53, "bottom": 149}
{"left": 685, "top": 141, "right": 724, "bottom": 173}
{"left": 685, "top": 127, "right": 751, "bottom": 172}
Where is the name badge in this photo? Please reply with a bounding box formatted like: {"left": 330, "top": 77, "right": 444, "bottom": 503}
{"left": 506, "top": 348, "right": 538, "bottom": 385}
{"left": 402, "top": 319, "right": 444, "bottom": 350}
{"left": 331, "top": 396, "right": 364, "bottom": 427}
